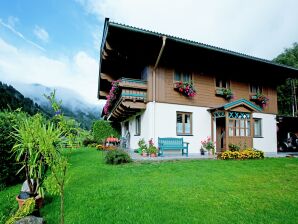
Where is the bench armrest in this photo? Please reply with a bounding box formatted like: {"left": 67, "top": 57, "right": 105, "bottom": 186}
{"left": 183, "top": 142, "right": 189, "bottom": 146}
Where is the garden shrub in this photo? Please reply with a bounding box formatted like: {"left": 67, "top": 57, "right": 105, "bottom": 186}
{"left": 0, "top": 111, "right": 27, "bottom": 186}
{"left": 92, "top": 120, "right": 119, "bottom": 143}
{"left": 228, "top": 143, "right": 240, "bottom": 152}
{"left": 82, "top": 137, "right": 98, "bottom": 147}
{"left": 105, "top": 149, "right": 132, "bottom": 165}
{"left": 218, "top": 148, "right": 264, "bottom": 160}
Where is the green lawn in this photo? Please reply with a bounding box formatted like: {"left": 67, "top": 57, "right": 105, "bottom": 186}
{"left": 1, "top": 148, "right": 298, "bottom": 224}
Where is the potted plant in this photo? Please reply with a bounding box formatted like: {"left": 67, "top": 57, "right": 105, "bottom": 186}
{"left": 148, "top": 145, "right": 158, "bottom": 157}
{"left": 12, "top": 114, "right": 63, "bottom": 208}
{"left": 148, "top": 138, "right": 158, "bottom": 157}
{"left": 141, "top": 146, "right": 148, "bottom": 157}
{"left": 201, "top": 136, "right": 216, "bottom": 157}
{"left": 137, "top": 138, "right": 148, "bottom": 156}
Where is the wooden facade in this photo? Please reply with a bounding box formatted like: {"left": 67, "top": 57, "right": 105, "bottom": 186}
{"left": 147, "top": 67, "right": 278, "bottom": 114}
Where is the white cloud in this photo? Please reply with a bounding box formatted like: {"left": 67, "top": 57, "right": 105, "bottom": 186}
{"left": 34, "top": 26, "right": 49, "bottom": 43}
{"left": 0, "top": 18, "right": 45, "bottom": 51}
{"left": 0, "top": 37, "right": 100, "bottom": 105}
{"left": 77, "top": 0, "right": 298, "bottom": 60}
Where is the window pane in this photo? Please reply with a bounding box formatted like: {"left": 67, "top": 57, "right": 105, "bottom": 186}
{"left": 183, "top": 73, "right": 191, "bottom": 82}
{"left": 240, "top": 120, "right": 245, "bottom": 128}
{"left": 222, "top": 79, "right": 227, "bottom": 88}
{"left": 216, "top": 78, "right": 221, "bottom": 87}
{"left": 174, "top": 72, "right": 181, "bottom": 81}
{"left": 185, "top": 114, "right": 191, "bottom": 134}
{"left": 135, "top": 115, "right": 141, "bottom": 135}
{"left": 229, "top": 120, "right": 234, "bottom": 136}
{"left": 254, "top": 119, "right": 261, "bottom": 136}
{"left": 177, "top": 113, "right": 183, "bottom": 134}
{"left": 246, "top": 120, "right": 250, "bottom": 136}
{"left": 235, "top": 120, "right": 240, "bottom": 136}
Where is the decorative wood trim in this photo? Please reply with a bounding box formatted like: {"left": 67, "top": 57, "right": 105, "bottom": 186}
{"left": 122, "top": 101, "right": 146, "bottom": 109}
{"left": 100, "top": 73, "right": 114, "bottom": 82}
{"left": 105, "top": 41, "right": 112, "bottom": 50}
{"left": 225, "top": 111, "right": 229, "bottom": 150}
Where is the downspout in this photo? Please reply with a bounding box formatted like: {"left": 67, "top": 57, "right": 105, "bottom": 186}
{"left": 152, "top": 36, "right": 167, "bottom": 142}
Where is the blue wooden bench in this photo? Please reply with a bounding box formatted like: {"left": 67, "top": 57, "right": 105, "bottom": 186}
{"left": 158, "top": 137, "right": 189, "bottom": 157}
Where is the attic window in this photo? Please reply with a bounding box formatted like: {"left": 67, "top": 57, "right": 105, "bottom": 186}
{"left": 174, "top": 71, "right": 191, "bottom": 82}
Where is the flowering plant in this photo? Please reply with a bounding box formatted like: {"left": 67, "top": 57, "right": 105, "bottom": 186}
{"left": 216, "top": 88, "right": 234, "bottom": 100}
{"left": 251, "top": 92, "right": 269, "bottom": 108}
{"left": 174, "top": 81, "right": 196, "bottom": 97}
{"left": 103, "top": 80, "right": 120, "bottom": 115}
{"left": 222, "top": 88, "right": 234, "bottom": 100}
{"left": 148, "top": 138, "right": 158, "bottom": 154}
{"left": 201, "top": 136, "right": 215, "bottom": 154}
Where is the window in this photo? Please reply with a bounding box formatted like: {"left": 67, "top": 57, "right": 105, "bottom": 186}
{"left": 228, "top": 119, "right": 251, "bottom": 137}
{"left": 216, "top": 78, "right": 230, "bottom": 89}
{"left": 254, "top": 118, "right": 262, "bottom": 137}
{"left": 176, "top": 112, "right": 192, "bottom": 135}
{"left": 174, "top": 71, "right": 191, "bottom": 82}
{"left": 250, "top": 84, "right": 262, "bottom": 94}
{"left": 135, "top": 115, "right": 141, "bottom": 136}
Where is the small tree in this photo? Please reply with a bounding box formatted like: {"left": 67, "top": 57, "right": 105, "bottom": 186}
{"left": 44, "top": 90, "right": 78, "bottom": 224}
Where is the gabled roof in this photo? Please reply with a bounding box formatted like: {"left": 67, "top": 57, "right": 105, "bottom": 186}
{"left": 208, "top": 98, "right": 263, "bottom": 112}
{"left": 98, "top": 18, "right": 298, "bottom": 99}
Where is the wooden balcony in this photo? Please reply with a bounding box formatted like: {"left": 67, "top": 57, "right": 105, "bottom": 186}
{"left": 107, "top": 78, "right": 147, "bottom": 121}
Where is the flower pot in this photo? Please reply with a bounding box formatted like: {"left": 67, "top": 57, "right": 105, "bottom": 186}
{"left": 142, "top": 152, "right": 147, "bottom": 157}
{"left": 16, "top": 195, "right": 43, "bottom": 209}
{"left": 150, "top": 153, "right": 157, "bottom": 157}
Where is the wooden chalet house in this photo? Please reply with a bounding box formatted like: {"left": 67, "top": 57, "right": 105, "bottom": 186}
{"left": 98, "top": 18, "right": 298, "bottom": 153}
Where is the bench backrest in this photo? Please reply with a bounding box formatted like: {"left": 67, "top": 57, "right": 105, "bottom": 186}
{"left": 158, "top": 137, "right": 183, "bottom": 147}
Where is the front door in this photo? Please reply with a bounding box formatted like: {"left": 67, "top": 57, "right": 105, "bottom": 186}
{"left": 216, "top": 118, "right": 226, "bottom": 152}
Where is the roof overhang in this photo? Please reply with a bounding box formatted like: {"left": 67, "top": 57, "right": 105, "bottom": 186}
{"left": 98, "top": 18, "right": 298, "bottom": 99}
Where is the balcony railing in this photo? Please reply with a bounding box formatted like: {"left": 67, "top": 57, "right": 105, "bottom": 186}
{"left": 106, "top": 78, "right": 147, "bottom": 121}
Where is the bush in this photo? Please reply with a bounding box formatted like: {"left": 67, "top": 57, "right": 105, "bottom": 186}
{"left": 92, "top": 120, "right": 119, "bottom": 143}
{"left": 218, "top": 148, "right": 264, "bottom": 160}
{"left": 82, "top": 137, "right": 98, "bottom": 147}
{"left": 0, "top": 111, "right": 27, "bottom": 186}
{"left": 228, "top": 143, "right": 240, "bottom": 152}
{"left": 105, "top": 149, "right": 132, "bottom": 165}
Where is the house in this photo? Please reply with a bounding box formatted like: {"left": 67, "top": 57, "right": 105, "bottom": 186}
{"left": 98, "top": 18, "right": 298, "bottom": 154}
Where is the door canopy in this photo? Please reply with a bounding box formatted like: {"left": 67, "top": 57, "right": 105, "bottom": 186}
{"left": 208, "top": 98, "right": 262, "bottom": 114}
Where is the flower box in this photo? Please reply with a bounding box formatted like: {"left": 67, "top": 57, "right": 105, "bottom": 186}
{"left": 174, "top": 81, "right": 196, "bottom": 97}
{"left": 250, "top": 93, "right": 269, "bottom": 108}
{"left": 215, "top": 88, "right": 234, "bottom": 100}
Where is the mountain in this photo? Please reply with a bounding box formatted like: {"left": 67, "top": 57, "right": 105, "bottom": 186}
{"left": 0, "top": 81, "right": 46, "bottom": 115}
{"left": 2, "top": 81, "right": 101, "bottom": 129}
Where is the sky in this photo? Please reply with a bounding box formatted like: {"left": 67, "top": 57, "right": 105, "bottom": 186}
{"left": 0, "top": 0, "right": 297, "bottom": 104}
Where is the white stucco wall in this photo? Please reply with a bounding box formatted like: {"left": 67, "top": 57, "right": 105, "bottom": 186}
{"left": 253, "top": 113, "right": 277, "bottom": 152}
{"left": 123, "top": 102, "right": 277, "bottom": 154}
{"left": 154, "top": 103, "right": 211, "bottom": 153}
{"left": 124, "top": 102, "right": 211, "bottom": 153}
{"left": 121, "top": 103, "right": 154, "bottom": 150}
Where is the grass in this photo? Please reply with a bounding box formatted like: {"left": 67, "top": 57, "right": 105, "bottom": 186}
{"left": 1, "top": 148, "right": 298, "bottom": 224}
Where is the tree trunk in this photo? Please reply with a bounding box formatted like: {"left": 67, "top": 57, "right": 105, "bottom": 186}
{"left": 60, "top": 186, "right": 64, "bottom": 224}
